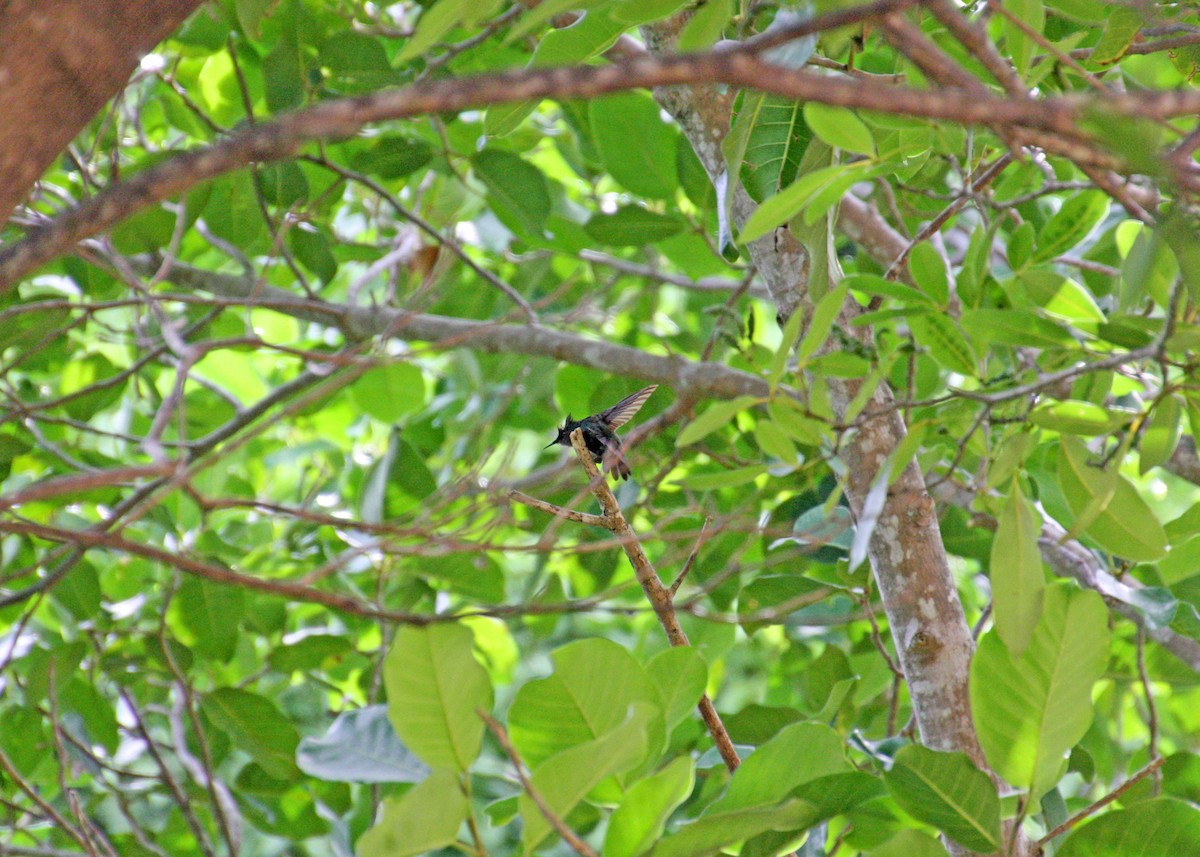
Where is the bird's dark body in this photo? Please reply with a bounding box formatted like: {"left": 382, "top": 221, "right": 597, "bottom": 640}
{"left": 546, "top": 386, "right": 657, "bottom": 480}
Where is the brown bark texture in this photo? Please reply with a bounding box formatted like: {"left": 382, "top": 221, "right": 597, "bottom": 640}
{"left": 0, "top": 0, "right": 205, "bottom": 222}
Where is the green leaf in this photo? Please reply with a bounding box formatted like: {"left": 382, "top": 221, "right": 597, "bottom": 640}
{"left": 1005, "top": 0, "right": 1045, "bottom": 77}
{"left": 297, "top": 705, "right": 431, "bottom": 784}
{"left": 970, "top": 584, "right": 1110, "bottom": 798}
{"left": 584, "top": 206, "right": 684, "bottom": 246}
{"left": 708, "top": 722, "right": 850, "bottom": 813}
{"left": 909, "top": 313, "right": 976, "bottom": 376}
{"left": 646, "top": 647, "right": 708, "bottom": 730}
{"left": 738, "top": 96, "right": 812, "bottom": 203}
{"left": 870, "top": 829, "right": 951, "bottom": 857}
{"left": 174, "top": 577, "right": 245, "bottom": 663}
{"left": 803, "top": 103, "right": 874, "bottom": 156}
{"left": 201, "top": 688, "right": 301, "bottom": 781}
{"left": 605, "top": 756, "right": 695, "bottom": 857}
{"left": 289, "top": 225, "right": 337, "bottom": 283}
{"left": 1058, "top": 798, "right": 1200, "bottom": 857}
{"left": 521, "top": 703, "right": 655, "bottom": 854}
{"left": 843, "top": 273, "right": 935, "bottom": 307}
{"left": 678, "top": 0, "right": 733, "bottom": 52}
{"left": 1029, "top": 399, "right": 1122, "bottom": 435}
{"left": 1033, "top": 191, "right": 1109, "bottom": 262}
{"left": 907, "top": 245, "right": 948, "bottom": 306}
{"left": 383, "top": 624, "right": 494, "bottom": 771}
{"left": 1057, "top": 436, "right": 1167, "bottom": 561}
{"left": 590, "top": 92, "right": 679, "bottom": 200}
{"left": 398, "top": 0, "right": 501, "bottom": 61}
{"left": 357, "top": 768, "right": 469, "bottom": 857}
{"left": 797, "top": 281, "right": 850, "bottom": 365}
{"left": 1140, "top": 395, "right": 1183, "bottom": 474}
{"left": 350, "top": 136, "right": 433, "bottom": 179}
{"left": 349, "top": 363, "right": 427, "bottom": 424}
{"left": 673, "top": 465, "right": 768, "bottom": 490}
{"left": 1088, "top": 5, "right": 1143, "bottom": 65}
{"left": 474, "top": 149, "right": 552, "bottom": 237}
{"left": 884, "top": 746, "right": 1001, "bottom": 853}
{"left": 991, "top": 480, "right": 1045, "bottom": 658}
{"left": 739, "top": 162, "right": 872, "bottom": 244}
{"left": 676, "top": 397, "right": 758, "bottom": 447}
{"left": 962, "top": 308, "right": 1076, "bottom": 349}
{"left": 508, "top": 638, "right": 661, "bottom": 769}
{"left": 755, "top": 420, "right": 799, "bottom": 464}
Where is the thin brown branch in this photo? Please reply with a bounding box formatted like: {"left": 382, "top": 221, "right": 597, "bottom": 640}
{"left": 507, "top": 489, "right": 610, "bottom": 527}
{"left": 0, "top": 463, "right": 177, "bottom": 510}
{"left": 1037, "top": 756, "right": 1166, "bottom": 845}
{"left": 567, "top": 430, "right": 741, "bottom": 772}
{"left": 479, "top": 711, "right": 600, "bottom": 857}
{"left": 6, "top": 42, "right": 1200, "bottom": 288}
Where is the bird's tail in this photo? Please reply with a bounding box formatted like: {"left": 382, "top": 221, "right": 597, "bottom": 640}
{"left": 604, "top": 445, "right": 633, "bottom": 480}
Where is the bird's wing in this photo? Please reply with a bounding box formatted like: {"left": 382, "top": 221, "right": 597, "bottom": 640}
{"left": 600, "top": 385, "right": 657, "bottom": 428}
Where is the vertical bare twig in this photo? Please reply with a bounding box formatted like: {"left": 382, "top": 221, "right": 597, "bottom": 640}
{"left": 567, "top": 429, "right": 742, "bottom": 772}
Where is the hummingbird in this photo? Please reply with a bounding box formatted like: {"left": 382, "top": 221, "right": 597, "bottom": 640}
{"left": 545, "top": 385, "right": 658, "bottom": 480}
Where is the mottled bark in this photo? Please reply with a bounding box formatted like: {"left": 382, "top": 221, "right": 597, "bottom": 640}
{"left": 0, "top": 0, "right": 205, "bottom": 222}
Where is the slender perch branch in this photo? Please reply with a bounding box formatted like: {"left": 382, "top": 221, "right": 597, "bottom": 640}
{"left": 567, "top": 429, "right": 741, "bottom": 772}
{"left": 479, "top": 710, "right": 599, "bottom": 857}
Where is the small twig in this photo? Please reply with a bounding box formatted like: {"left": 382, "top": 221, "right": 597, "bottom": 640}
{"left": 1136, "top": 626, "right": 1161, "bottom": 785}
{"left": 671, "top": 516, "right": 710, "bottom": 595}
{"left": 507, "top": 489, "right": 610, "bottom": 527}
{"left": 568, "top": 430, "right": 741, "bottom": 772}
{"left": 1037, "top": 756, "right": 1166, "bottom": 845}
{"left": 479, "top": 710, "right": 599, "bottom": 857}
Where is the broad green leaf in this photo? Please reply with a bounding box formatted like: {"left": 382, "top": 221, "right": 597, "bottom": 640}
{"left": 991, "top": 480, "right": 1045, "bottom": 657}
{"left": 383, "top": 624, "right": 493, "bottom": 771}
{"left": 650, "top": 800, "right": 818, "bottom": 857}
{"left": 508, "top": 638, "right": 661, "bottom": 769}
{"left": 738, "top": 95, "right": 811, "bottom": 203}
{"left": 1140, "top": 395, "right": 1183, "bottom": 474}
{"left": 357, "top": 768, "right": 469, "bottom": 857}
{"left": 349, "top": 363, "right": 427, "bottom": 424}
{"left": 1033, "top": 191, "right": 1109, "bottom": 262}
{"left": 646, "top": 647, "right": 708, "bottom": 730}
{"left": 843, "top": 273, "right": 935, "bottom": 307}
{"left": 1020, "top": 271, "right": 1106, "bottom": 325}
{"left": 584, "top": 206, "right": 684, "bottom": 246}
{"left": 1005, "top": 0, "right": 1046, "bottom": 78}
{"left": 1058, "top": 798, "right": 1200, "bottom": 857}
{"left": 297, "top": 705, "right": 430, "bottom": 784}
{"left": 796, "top": 281, "right": 850, "bottom": 365}
{"left": 676, "top": 397, "right": 758, "bottom": 447}
{"left": 803, "top": 103, "right": 874, "bottom": 156}
{"left": 201, "top": 688, "right": 301, "bottom": 781}
{"left": 604, "top": 756, "right": 695, "bottom": 857}
{"left": 869, "top": 829, "right": 951, "bottom": 857}
{"left": 678, "top": 0, "right": 733, "bottom": 51}
{"left": 1121, "top": 227, "right": 1178, "bottom": 311}
{"left": 521, "top": 703, "right": 655, "bottom": 855}
{"left": 673, "top": 465, "right": 768, "bottom": 490}
{"left": 708, "top": 722, "right": 850, "bottom": 813}
{"left": 739, "top": 162, "right": 869, "bottom": 244}
{"left": 909, "top": 313, "right": 976, "bottom": 376}
{"left": 590, "top": 92, "right": 679, "bottom": 200}
{"left": 1057, "top": 436, "right": 1167, "bottom": 561}
{"left": 962, "top": 309, "right": 1076, "bottom": 349}
{"left": 1029, "top": 399, "right": 1121, "bottom": 435}
{"left": 1088, "top": 5, "right": 1143, "bottom": 65}
{"left": 755, "top": 419, "right": 799, "bottom": 464}
{"left": 398, "top": 0, "right": 501, "bottom": 60}
{"left": 474, "top": 149, "right": 552, "bottom": 236}
{"left": 506, "top": 0, "right": 605, "bottom": 43}
{"left": 908, "top": 243, "right": 949, "bottom": 305}
{"left": 767, "top": 398, "right": 828, "bottom": 445}
{"left": 173, "top": 578, "right": 245, "bottom": 663}
{"left": 970, "top": 584, "right": 1110, "bottom": 798}
{"left": 884, "top": 746, "right": 1001, "bottom": 854}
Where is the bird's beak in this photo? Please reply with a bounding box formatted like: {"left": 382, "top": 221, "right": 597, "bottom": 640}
{"left": 544, "top": 439, "right": 558, "bottom": 450}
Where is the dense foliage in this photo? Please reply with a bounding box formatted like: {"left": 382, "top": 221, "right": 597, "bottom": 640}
{"left": 3, "top": 1, "right": 1200, "bottom": 855}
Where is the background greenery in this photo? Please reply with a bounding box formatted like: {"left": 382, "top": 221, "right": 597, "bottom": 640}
{"left": 3, "top": 1, "right": 1200, "bottom": 855}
